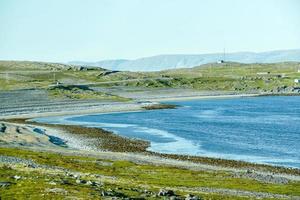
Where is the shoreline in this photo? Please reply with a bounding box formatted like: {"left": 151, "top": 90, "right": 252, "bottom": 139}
{"left": 0, "top": 93, "right": 259, "bottom": 120}
{"left": 2, "top": 92, "right": 298, "bottom": 120}
{"left": 1, "top": 93, "right": 300, "bottom": 174}
{"left": 4, "top": 118, "right": 300, "bottom": 176}
{"left": 2, "top": 111, "right": 300, "bottom": 199}
{"left": 144, "top": 93, "right": 260, "bottom": 102}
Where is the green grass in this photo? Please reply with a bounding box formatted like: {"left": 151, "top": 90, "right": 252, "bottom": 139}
{"left": 0, "top": 147, "right": 299, "bottom": 199}
{"left": 47, "top": 85, "right": 130, "bottom": 101}
{"left": 1, "top": 61, "right": 300, "bottom": 93}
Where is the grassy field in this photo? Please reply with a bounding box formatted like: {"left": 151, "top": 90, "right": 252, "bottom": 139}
{"left": 0, "top": 146, "right": 299, "bottom": 200}
{"left": 100, "top": 62, "right": 300, "bottom": 92}
{"left": 47, "top": 85, "right": 130, "bottom": 101}
{"left": 1, "top": 61, "right": 300, "bottom": 97}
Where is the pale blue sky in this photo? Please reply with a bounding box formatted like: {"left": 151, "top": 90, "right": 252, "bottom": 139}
{"left": 0, "top": 0, "right": 300, "bottom": 62}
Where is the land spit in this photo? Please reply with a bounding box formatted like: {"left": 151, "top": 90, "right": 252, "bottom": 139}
{"left": 1, "top": 89, "right": 300, "bottom": 199}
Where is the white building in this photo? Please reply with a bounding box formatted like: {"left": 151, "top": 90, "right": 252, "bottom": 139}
{"left": 294, "top": 79, "right": 300, "bottom": 83}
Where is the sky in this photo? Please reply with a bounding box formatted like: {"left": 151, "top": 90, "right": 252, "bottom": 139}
{"left": 0, "top": 0, "right": 300, "bottom": 62}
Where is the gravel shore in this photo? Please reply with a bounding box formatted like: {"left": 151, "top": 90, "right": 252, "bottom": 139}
{"left": 0, "top": 89, "right": 259, "bottom": 120}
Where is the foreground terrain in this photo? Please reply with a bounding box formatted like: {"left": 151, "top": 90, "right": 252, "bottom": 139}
{"left": 1, "top": 60, "right": 300, "bottom": 199}
{"left": 0, "top": 120, "right": 299, "bottom": 200}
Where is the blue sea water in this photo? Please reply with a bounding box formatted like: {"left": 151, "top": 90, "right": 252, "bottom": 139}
{"left": 34, "top": 96, "right": 300, "bottom": 168}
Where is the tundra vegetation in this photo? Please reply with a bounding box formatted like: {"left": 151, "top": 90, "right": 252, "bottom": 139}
{"left": 0, "top": 146, "right": 300, "bottom": 200}
{"left": 1, "top": 61, "right": 300, "bottom": 97}
{"left": 1, "top": 61, "right": 300, "bottom": 199}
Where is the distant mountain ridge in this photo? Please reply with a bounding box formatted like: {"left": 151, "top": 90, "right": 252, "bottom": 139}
{"left": 69, "top": 49, "right": 300, "bottom": 71}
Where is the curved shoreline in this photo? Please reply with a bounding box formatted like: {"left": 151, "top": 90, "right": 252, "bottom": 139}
{"left": 4, "top": 118, "right": 300, "bottom": 177}
{"left": 2, "top": 94, "right": 300, "bottom": 176}
{"left": 0, "top": 93, "right": 260, "bottom": 120}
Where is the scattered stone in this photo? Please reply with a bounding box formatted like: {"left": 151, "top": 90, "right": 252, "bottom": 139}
{"left": 0, "top": 155, "right": 36, "bottom": 166}
{"left": 46, "top": 188, "right": 68, "bottom": 194}
{"left": 100, "top": 191, "right": 106, "bottom": 196}
{"left": 76, "top": 179, "right": 87, "bottom": 184}
{"left": 27, "top": 164, "right": 37, "bottom": 168}
{"left": 169, "top": 196, "right": 181, "bottom": 200}
{"left": 185, "top": 194, "right": 201, "bottom": 200}
{"left": 61, "top": 179, "right": 72, "bottom": 185}
{"left": 86, "top": 181, "right": 94, "bottom": 185}
{"left": 100, "top": 189, "right": 126, "bottom": 198}
{"left": 48, "top": 181, "right": 57, "bottom": 185}
{"left": 234, "top": 171, "right": 289, "bottom": 184}
{"left": 71, "top": 173, "right": 80, "bottom": 179}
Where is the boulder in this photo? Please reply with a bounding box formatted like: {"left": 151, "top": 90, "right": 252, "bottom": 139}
{"left": 0, "top": 181, "right": 12, "bottom": 187}
{"left": 158, "top": 189, "right": 175, "bottom": 196}
{"left": 185, "top": 194, "right": 201, "bottom": 200}
{"left": 13, "top": 175, "right": 21, "bottom": 180}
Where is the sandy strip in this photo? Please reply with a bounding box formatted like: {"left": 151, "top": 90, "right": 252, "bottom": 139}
{"left": 0, "top": 103, "right": 145, "bottom": 120}
{"left": 0, "top": 93, "right": 260, "bottom": 120}
{"left": 146, "top": 93, "right": 260, "bottom": 102}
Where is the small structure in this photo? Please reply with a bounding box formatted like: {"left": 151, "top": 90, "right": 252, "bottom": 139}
{"left": 217, "top": 60, "right": 224, "bottom": 64}
{"left": 294, "top": 79, "right": 300, "bottom": 83}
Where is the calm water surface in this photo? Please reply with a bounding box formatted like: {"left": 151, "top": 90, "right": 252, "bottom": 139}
{"left": 34, "top": 96, "right": 300, "bottom": 168}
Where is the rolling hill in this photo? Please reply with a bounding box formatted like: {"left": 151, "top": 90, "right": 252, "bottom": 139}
{"left": 69, "top": 49, "right": 300, "bottom": 71}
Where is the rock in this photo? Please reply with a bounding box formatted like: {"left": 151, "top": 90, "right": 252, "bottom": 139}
{"left": 185, "top": 194, "right": 201, "bottom": 200}
{"left": 13, "top": 175, "right": 21, "bottom": 180}
{"left": 86, "top": 180, "right": 96, "bottom": 186}
{"left": 0, "top": 123, "right": 7, "bottom": 133}
{"left": 46, "top": 188, "right": 67, "bottom": 194}
{"left": 100, "top": 191, "right": 106, "bottom": 196}
{"left": 75, "top": 179, "right": 86, "bottom": 184}
{"left": 100, "top": 190, "right": 114, "bottom": 197}
{"left": 48, "top": 181, "right": 57, "bottom": 185}
{"left": 94, "top": 181, "right": 102, "bottom": 187}
{"left": 0, "top": 181, "right": 12, "bottom": 187}
{"left": 61, "top": 180, "right": 72, "bottom": 185}
{"left": 27, "top": 164, "right": 36, "bottom": 168}
{"left": 100, "top": 189, "right": 126, "bottom": 198}
{"left": 170, "top": 196, "right": 181, "bottom": 200}
{"left": 158, "top": 189, "right": 175, "bottom": 196}
{"left": 69, "top": 173, "right": 80, "bottom": 179}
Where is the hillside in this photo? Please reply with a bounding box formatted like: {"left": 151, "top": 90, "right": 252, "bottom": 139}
{"left": 1, "top": 61, "right": 300, "bottom": 95}
{"left": 69, "top": 49, "right": 300, "bottom": 71}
